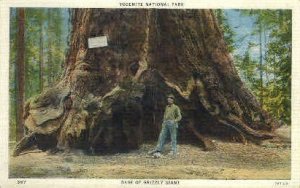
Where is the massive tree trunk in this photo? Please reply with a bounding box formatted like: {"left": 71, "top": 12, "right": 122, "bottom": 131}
{"left": 13, "top": 9, "right": 279, "bottom": 156}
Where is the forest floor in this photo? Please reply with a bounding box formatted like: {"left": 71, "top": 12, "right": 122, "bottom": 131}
{"left": 9, "top": 126, "right": 291, "bottom": 179}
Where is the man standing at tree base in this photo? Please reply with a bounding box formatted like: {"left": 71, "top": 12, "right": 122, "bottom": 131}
{"left": 148, "top": 94, "right": 182, "bottom": 157}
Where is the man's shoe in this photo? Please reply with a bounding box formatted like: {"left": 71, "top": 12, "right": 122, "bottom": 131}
{"left": 148, "top": 149, "right": 159, "bottom": 155}
{"left": 153, "top": 152, "right": 162, "bottom": 158}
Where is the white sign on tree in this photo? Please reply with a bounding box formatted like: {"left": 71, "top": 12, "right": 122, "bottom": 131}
{"left": 88, "top": 36, "right": 108, "bottom": 48}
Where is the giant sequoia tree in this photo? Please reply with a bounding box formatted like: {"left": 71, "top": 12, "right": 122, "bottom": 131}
{"left": 13, "top": 9, "right": 279, "bottom": 156}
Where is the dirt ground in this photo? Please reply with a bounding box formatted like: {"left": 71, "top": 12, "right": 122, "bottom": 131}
{"left": 9, "top": 126, "right": 291, "bottom": 179}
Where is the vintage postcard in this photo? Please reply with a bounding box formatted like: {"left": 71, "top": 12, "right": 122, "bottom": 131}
{"left": 0, "top": 0, "right": 299, "bottom": 187}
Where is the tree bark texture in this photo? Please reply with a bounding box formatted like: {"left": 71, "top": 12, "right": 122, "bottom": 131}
{"left": 13, "top": 9, "right": 279, "bottom": 156}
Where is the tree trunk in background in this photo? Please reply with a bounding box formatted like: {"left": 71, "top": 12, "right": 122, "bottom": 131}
{"left": 263, "top": 28, "right": 269, "bottom": 84}
{"left": 47, "top": 9, "right": 53, "bottom": 86}
{"left": 259, "top": 17, "right": 264, "bottom": 107}
{"left": 14, "top": 9, "right": 279, "bottom": 155}
{"left": 15, "top": 8, "right": 25, "bottom": 141}
{"left": 39, "top": 21, "right": 44, "bottom": 92}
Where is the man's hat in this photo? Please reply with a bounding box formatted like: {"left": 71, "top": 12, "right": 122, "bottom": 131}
{"left": 167, "top": 94, "right": 175, "bottom": 100}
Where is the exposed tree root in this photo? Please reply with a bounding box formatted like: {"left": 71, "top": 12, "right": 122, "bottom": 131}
{"left": 218, "top": 119, "right": 247, "bottom": 144}
{"left": 186, "top": 122, "right": 216, "bottom": 151}
{"left": 13, "top": 132, "right": 36, "bottom": 157}
{"left": 89, "top": 124, "right": 106, "bottom": 154}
